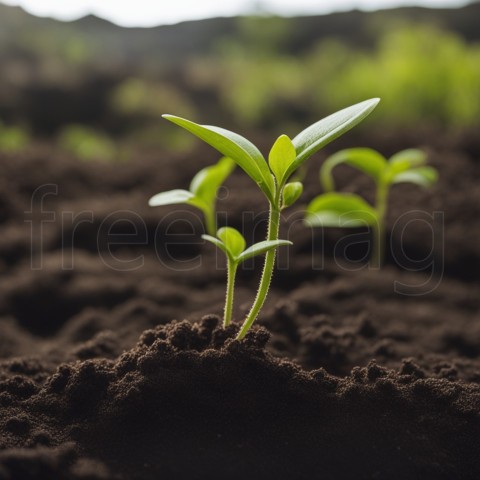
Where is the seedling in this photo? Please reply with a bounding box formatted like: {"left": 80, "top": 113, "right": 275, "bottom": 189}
{"left": 203, "top": 227, "right": 291, "bottom": 327}
{"left": 149, "top": 156, "right": 235, "bottom": 236}
{"left": 158, "top": 98, "right": 379, "bottom": 338}
{"left": 305, "top": 148, "right": 438, "bottom": 268}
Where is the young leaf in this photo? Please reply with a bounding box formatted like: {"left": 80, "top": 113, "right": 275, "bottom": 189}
{"left": 148, "top": 189, "right": 195, "bottom": 207}
{"left": 389, "top": 149, "right": 427, "bottom": 167}
{"left": 189, "top": 156, "right": 235, "bottom": 206}
{"left": 386, "top": 149, "right": 427, "bottom": 178}
{"left": 149, "top": 156, "right": 234, "bottom": 236}
{"left": 202, "top": 234, "right": 229, "bottom": 257}
{"left": 305, "top": 192, "right": 378, "bottom": 227}
{"left": 237, "top": 240, "right": 292, "bottom": 263}
{"left": 289, "top": 98, "right": 380, "bottom": 180}
{"left": 282, "top": 181, "right": 303, "bottom": 208}
{"left": 320, "top": 148, "right": 387, "bottom": 192}
{"left": 163, "top": 115, "right": 275, "bottom": 201}
{"left": 217, "top": 227, "right": 246, "bottom": 260}
{"left": 268, "top": 134, "right": 296, "bottom": 185}
{"left": 391, "top": 166, "right": 438, "bottom": 187}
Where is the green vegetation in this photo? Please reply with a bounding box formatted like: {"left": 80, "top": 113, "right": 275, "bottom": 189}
{"left": 110, "top": 78, "right": 196, "bottom": 151}
{"left": 1, "top": 2, "right": 479, "bottom": 149}
{"left": 153, "top": 98, "right": 379, "bottom": 338}
{"left": 149, "top": 156, "right": 235, "bottom": 236}
{"left": 0, "top": 121, "right": 29, "bottom": 153}
{"left": 58, "top": 125, "right": 117, "bottom": 161}
{"left": 111, "top": 78, "right": 195, "bottom": 119}
{"left": 191, "top": 22, "right": 480, "bottom": 130}
{"left": 313, "top": 24, "right": 480, "bottom": 128}
{"left": 305, "top": 148, "right": 438, "bottom": 267}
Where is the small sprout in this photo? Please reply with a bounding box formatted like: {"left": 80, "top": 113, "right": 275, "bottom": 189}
{"left": 268, "top": 134, "right": 297, "bottom": 186}
{"left": 160, "top": 98, "right": 379, "bottom": 338}
{"left": 305, "top": 147, "right": 438, "bottom": 268}
{"left": 149, "top": 156, "right": 235, "bottom": 236}
{"left": 282, "top": 182, "right": 303, "bottom": 209}
{"left": 203, "top": 227, "right": 291, "bottom": 327}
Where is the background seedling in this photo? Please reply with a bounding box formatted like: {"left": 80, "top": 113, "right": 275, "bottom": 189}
{"left": 305, "top": 148, "right": 438, "bottom": 268}
{"left": 163, "top": 98, "right": 379, "bottom": 338}
{"left": 149, "top": 156, "right": 235, "bottom": 236}
{"left": 203, "top": 227, "right": 291, "bottom": 327}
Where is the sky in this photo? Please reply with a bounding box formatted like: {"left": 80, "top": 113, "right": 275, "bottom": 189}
{"left": 1, "top": 0, "right": 470, "bottom": 27}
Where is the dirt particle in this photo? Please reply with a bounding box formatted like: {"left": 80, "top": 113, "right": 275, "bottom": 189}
{"left": 5, "top": 416, "right": 31, "bottom": 435}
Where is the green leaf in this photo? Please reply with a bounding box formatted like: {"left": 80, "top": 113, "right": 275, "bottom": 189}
{"left": 189, "top": 156, "right": 235, "bottom": 206}
{"left": 282, "top": 181, "right": 303, "bottom": 208}
{"left": 385, "top": 149, "right": 428, "bottom": 183}
{"left": 148, "top": 189, "right": 195, "bottom": 207}
{"left": 202, "top": 234, "right": 229, "bottom": 258}
{"left": 389, "top": 149, "right": 426, "bottom": 167}
{"left": 268, "top": 135, "right": 296, "bottom": 185}
{"left": 305, "top": 192, "right": 378, "bottom": 228}
{"left": 237, "top": 239, "right": 292, "bottom": 263}
{"left": 148, "top": 189, "right": 208, "bottom": 216}
{"left": 320, "top": 148, "right": 387, "bottom": 192}
{"left": 289, "top": 98, "right": 380, "bottom": 180}
{"left": 391, "top": 166, "right": 438, "bottom": 187}
{"left": 217, "top": 227, "right": 246, "bottom": 260}
{"left": 163, "top": 115, "right": 275, "bottom": 201}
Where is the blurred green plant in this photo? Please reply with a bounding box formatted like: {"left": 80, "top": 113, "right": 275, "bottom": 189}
{"left": 110, "top": 78, "right": 197, "bottom": 151}
{"left": 111, "top": 78, "right": 195, "bottom": 119}
{"left": 0, "top": 121, "right": 29, "bottom": 153}
{"left": 305, "top": 148, "right": 438, "bottom": 267}
{"left": 188, "top": 17, "right": 305, "bottom": 128}
{"left": 312, "top": 24, "right": 480, "bottom": 127}
{"left": 1, "top": 11, "right": 479, "bottom": 147}
{"left": 58, "top": 125, "right": 117, "bottom": 161}
{"left": 193, "top": 21, "right": 480, "bottom": 129}
{"left": 63, "top": 37, "right": 91, "bottom": 66}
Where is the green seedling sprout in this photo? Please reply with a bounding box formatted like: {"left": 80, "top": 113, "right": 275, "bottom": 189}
{"left": 163, "top": 101, "right": 380, "bottom": 337}
{"left": 149, "top": 156, "right": 235, "bottom": 236}
{"left": 305, "top": 148, "right": 438, "bottom": 268}
{"left": 162, "top": 98, "right": 379, "bottom": 339}
{"left": 164, "top": 98, "right": 379, "bottom": 339}
{"left": 203, "top": 227, "right": 291, "bottom": 327}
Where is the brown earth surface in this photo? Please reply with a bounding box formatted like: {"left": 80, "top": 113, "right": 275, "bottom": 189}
{"left": 0, "top": 128, "right": 479, "bottom": 479}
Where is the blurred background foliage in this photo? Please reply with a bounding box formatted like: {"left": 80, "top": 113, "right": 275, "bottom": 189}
{"left": 0, "top": 120, "right": 30, "bottom": 153}
{"left": 0, "top": 1, "right": 479, "bottom": 158}
{"left": 57, "top": 124, "right": 118, "bottom": 161}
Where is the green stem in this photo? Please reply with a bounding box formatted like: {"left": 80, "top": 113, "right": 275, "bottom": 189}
{"left": 224, "top": 259, "right": 238, "bottom": 327}
{"left": 237, "top": 202, "right": 281, "bottom": 339}
{"left": 204, "top": 207, "right": 216, "bottom": 237}
{"left": 372, "top": 180, "right": 388, "bottom": 268}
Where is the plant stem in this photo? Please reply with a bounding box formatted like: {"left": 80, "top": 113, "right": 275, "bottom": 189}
{"left": 372, "top": 180, "right": 388, "bottom": 268}
{"left": 224, "top": 259, "right": 238, "bottom": 327}
{"left": 204, "top": 207, "right": 216, "bottom": 237}
{"left": 237, "top": 202, "right": 281, "bottom": 339}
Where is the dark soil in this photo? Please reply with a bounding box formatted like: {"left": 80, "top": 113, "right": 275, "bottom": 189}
{"left": 0, "top": 128, "right": 479, "bottom": 479}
